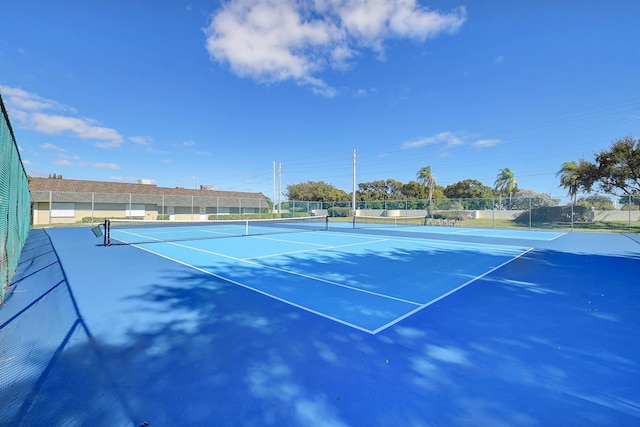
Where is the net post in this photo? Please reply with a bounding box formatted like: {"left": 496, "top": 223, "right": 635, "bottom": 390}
{"left": 104, "top": 219, "right": 110, "bottom": 246}
{"left": 325, "top": 215, "right": 329, "bottom": 231}
{"left": 352, "top": 215, "right": 356, "bottom": 229}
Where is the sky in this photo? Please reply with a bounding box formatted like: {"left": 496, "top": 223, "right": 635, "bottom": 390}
{"left": 1, "top": 0, "right": 639, "bottom": 200}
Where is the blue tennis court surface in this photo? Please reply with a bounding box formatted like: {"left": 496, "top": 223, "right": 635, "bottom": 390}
{"left": 128, "top": 232, "right": 531, "bottom": 334}
{"left": 2, "top": 223, "right": 640, "bottom": 426}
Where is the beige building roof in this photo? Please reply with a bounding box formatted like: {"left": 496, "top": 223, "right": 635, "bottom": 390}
{"left": 29, "top": 177, "right": 266, "bottom": 200}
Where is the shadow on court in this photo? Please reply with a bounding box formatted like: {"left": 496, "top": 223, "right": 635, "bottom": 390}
{"left": 1, "top": 228, "right": 639, "bottom": 426}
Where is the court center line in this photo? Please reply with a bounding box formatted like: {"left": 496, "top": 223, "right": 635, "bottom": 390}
{"left": 370, "top": 247, "right": 535, "bottom": 334}
{"left": 165, "top": 240, "right": 423, "bottom": 306}
{"left": 126, "top": 243, "right": 377, "bottom": 334}
{"left": 243, "top": 237, "right": 394, "bottom": 261}
{"left": 122, "top": 231, "right": 535, "bottom": 335}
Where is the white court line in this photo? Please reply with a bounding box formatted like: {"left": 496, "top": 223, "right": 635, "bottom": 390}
{"left": 244, "top": 237, "right": 393, "bottom": 260}
{"left": 549, "top": 232, "right": 568, "bottom": 241}
{"left": 125, "top": 232, "right": 534, "bottom": 335}
{"left": 348, "top": 224, "right": 566, "bottom": 241}
{"left": 164, "top": 240, "right": 422, "bottom": 307}
{"left": 112, "top": 226, "right": 241, "bottom": 241}
{"left": 370, "top": 247, "right": 535, "bottom": 334}
{"left": 126, "top": 243, "right": 377, "bottom": 334}
{"left": 327, "top": 229, "right": 531, "bottom": 252}
{"left": 244, "top": 233, "right": 526, "bottom": 261}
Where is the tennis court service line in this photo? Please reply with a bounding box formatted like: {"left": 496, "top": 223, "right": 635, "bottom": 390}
{"left": 167, "top": 240, "right": 422, "bottom": 305}
{"left": 127, "top": 243, "right": 382, "bottom": 334}
{"left": 376, "top": 235, "right": 529, "bottom": 253}
{"left": 126, "top": 241, "right": 422, "bottom": 334}
{"left": 370, "top": 247, "right": 535, "bottom": 334}
{"left": 244, "top": 236, "right": 394, "bottom": 261}
{"left": 110, "top": 226, "right": 241, "bottom": 244}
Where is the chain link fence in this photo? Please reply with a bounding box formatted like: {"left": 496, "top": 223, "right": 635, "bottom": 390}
{"left": 281, "top": 196, "right": 640, "bottom": 233}
{"left": 29, "top": 191, "right": 639, "bottom": 234}
{"left": 0, "top": 92, "right": 30, "bottom": 304}
{"left": 31, "top": 191, "right": 277, "bottom": 226}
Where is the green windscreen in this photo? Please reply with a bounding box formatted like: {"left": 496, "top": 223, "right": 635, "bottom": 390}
{"left": 0, "top": 90, "right": 31, "bottom": 304}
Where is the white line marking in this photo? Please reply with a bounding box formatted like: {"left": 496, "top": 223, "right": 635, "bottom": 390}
{"left": 165, "top": 240, "right": 422, "bottom": 306}
{"left": 550, "top": 232, "right": 568, "bottom": 241}
{"left": 123, "top": 233, "right": 535, "bottom": 334}
{"left": 127, "top": 243, "right": 377, "bottom": 334}
{"left": 370, "top": 247, "right": 535, "bottom": 334}
{"left": 244, "top": 238, "right": 392, "bottom": 260}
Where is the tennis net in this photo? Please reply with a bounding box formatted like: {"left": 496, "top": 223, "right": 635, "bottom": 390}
{"left": 353, "top": 215, "right": 427, "bottom": 229}
{"left": 104, "top": 215, "right": 329, "bottom": 245}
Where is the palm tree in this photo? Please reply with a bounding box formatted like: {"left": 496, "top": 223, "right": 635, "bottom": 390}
{"left": 494, "top": 168, "right": 517, "bottom": 202}
{"left": 417, "top": 166, "right": 436, "bottom": 217}
{"left": 556, "top": 161, "right": 580, "bottom": 204}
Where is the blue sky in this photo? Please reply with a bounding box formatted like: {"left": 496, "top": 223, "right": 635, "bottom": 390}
{"left": 1, "top": 0, "right": 639, "bottom": 200}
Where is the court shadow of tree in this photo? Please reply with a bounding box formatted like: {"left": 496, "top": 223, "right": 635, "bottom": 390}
{"left": 97, "top": 242, "right": 640, "bottom": 425}
{"left": 1, "top": 324, "right": 136, "bottom": 427}
{"left": 5, "top": 236, "right": 640, "bottom": 426}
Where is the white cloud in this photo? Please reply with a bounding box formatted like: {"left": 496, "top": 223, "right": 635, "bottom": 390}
{"left": 53, "top": 159, "right": 73, "bottom": 166}
{"left": 0, "top": 85, "right": 124, "bottom": 148}
{"left": 39, "top": 142, "right": 65, "bottom": 151}
{"left": 402, "top": 131, "right": 465, "bottom": 149}
{"left": 204, "top": 0, "right": 466, "bottom": 95}
{"left": 95, "top": 163, "right": 122, "bottom": 170}
{"left": 353, "top": 87, "right": 378, "bottom": 98}
{"left": 0, "top": 85, "right": 75, "bottom": 113}
{"left": 473, "top": 138, "right": 502, "bottom": 148}
{"left": 130, "top": 135, "right": 153, "bottom": 146}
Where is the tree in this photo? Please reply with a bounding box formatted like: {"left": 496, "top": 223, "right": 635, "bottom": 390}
{"left": 592, "top": 136, "right": 640, "bottom": 195}
{"left": 444, "top": 179, "right": 495, "bottom": 209}
{"left": 358, "top": 180, "right": 392, "bottom": 201}
{"left": 494, "top": 168, "right": 517, "bottom": 201}
{"left": 416, "top": 166, "right": 436, "bottom": 202}
{"left": 384, "top": 179, "right": 404, "bottom": 199}
{"left": 444, "top": 179, "right": 494, "bottom": 199}
{"left": 618, "top": 195, "right": 640, "bottom": 209}
{"left": 511, "top": 189, "right": 559, "bottom": 209}
{"left": 400, "top": 181, "right": 423, "bottom": 199}
{"left": 576, "top": 195, "right": 614, "bottom": 210}
{"left": 556, "top": 161, "right": 581, "bottom": 204}
{"left": 569, "top": 136, "right": 640, "bottom": 196}
{"left": 286, "top": 181, "right": 348, "bottom": 202}
{"left": 417, "top": 166, "right": 436, "bottom": 215}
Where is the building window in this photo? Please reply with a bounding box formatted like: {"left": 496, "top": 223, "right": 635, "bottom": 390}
{"left": 51, "top": 202, "right": 75, "bottom": 218}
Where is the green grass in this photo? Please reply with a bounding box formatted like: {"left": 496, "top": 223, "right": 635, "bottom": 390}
{"left": 34, "top": 215, "right": 640, "bottom": 234}
{"left": 458, "top": 218, "right": 640, "bottom": 233}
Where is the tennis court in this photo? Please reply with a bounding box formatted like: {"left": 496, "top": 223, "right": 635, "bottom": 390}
{"left": 108, "top": 219, "right": 534, "bottom": 334}
{"left": 2, "top": 218, "right": 640, "bottom": 426}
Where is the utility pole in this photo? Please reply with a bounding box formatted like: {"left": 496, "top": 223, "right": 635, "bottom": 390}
{"left": 278, "top": 162, "right": 282, "bottom": 214}
{"left": 352, "top": 149, "right": 357, "bottom": 217}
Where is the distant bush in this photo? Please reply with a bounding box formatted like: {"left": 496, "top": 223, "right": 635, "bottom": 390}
{"left": 328, "top": 206, "right": 350, "bottom": 217}
{"left": 514, "top": 205, "right": 588, "bottom": 224}
{"left": 431, "top": 211, "right": 466, "bottom": 220}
